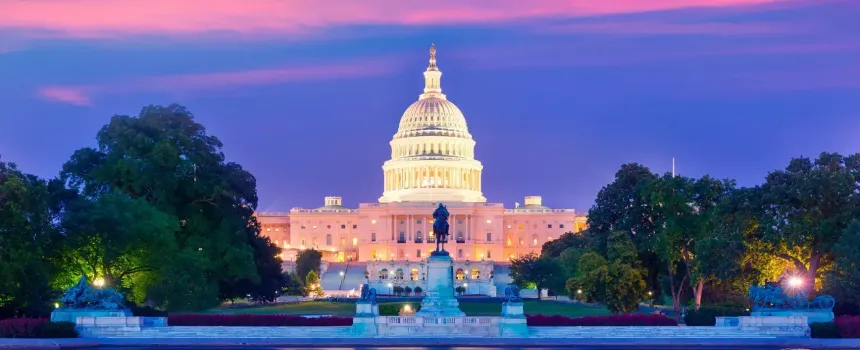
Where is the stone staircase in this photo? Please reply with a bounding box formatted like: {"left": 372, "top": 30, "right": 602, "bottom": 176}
{"left": 320, "top": 262, "right": 349, "bottom": 292}
{"left": 112, "top": 326, "right": 353, "bottom": 338}
{"left": 341, "top": 262, "right": 368, "bottom": 291}
{"left": 529, "top": 326, "right": 778, "bottom": 338}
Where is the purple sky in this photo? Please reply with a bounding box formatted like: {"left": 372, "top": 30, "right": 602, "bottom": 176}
{"left": 1, "top": 0, "right": 858, "bottom": 212}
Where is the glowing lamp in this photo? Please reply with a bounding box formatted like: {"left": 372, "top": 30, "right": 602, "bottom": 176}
{"left": 789, "top": 277, "right": 803, "bottom": 287}
{"left": 93, "top": 278, "right": 105, "bottom": 288}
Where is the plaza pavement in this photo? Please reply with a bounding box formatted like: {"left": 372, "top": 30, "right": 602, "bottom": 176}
{"left": 2, "top": 337, "right": 860, "bottom": 348}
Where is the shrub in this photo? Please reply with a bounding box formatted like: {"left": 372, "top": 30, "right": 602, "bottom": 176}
{"left": 811, "top": 322, "right": 841, "bottom": 338}
{"left": 379, "top": 303, "right": 421, "bottom": 316}
{"left": 37, "top": 322, "right": 78, "bottom": 338}
{"left": 130, "top": 305, "right": 168, "bottom": 317}
{"left": 684, "top": 303, "right": 749, "bottom": 326}
{"left": 413, "top": 287, "right": 423, "bottom": 295}
{"left": 836, "top": 316, "right": 860, "bottom": 338}
{"left": 0, "top": 319, "right": 78, "bottom": 338}
{"left": 168, "top": 314, "right": 352, "bottom": 326}
{"left": 527, "top": 314, "right": 678, "bottom": 326}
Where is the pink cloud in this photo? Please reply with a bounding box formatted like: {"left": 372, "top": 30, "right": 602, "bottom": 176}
{"left": 0, "top": 0, "right": 792, "bottom": 39}
{"left": 38, "top": 87, "right": 94, "bottom": 106}
{"left": 540, "top": 20, "right": 795, "bottom": 36}
{"left": 36, "top": 55, "right": 405, "bottom": 106}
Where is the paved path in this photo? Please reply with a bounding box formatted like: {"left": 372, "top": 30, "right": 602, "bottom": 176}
{"left": 2, "top": 337, "right": 860, "bottom": 348}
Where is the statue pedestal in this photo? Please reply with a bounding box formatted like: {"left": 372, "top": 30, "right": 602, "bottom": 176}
{"left": 415, "top": 252, "right": 465, "bottom": 317}
{"left": 500, "top": 301, "right": 528, "bottom": 336}
{"left": 50, "top": 308, "right": 131, "bottom": 323}
{"left": 352, "top": 301, "right": 379, "bottom": 336}
{"left": 752, "top": 310, "right": 834, "bottom": 324}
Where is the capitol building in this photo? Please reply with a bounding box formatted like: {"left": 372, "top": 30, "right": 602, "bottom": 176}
{"left": 257, "top": 45, "right": 586, "bottom": 296}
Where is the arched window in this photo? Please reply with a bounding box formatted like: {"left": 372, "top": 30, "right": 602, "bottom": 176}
{"left": 428, "top": 231, "right": 436, "bottom": 243}
{"left": 396, "top": 268, "right": 404, "bottom": 280}
{"left": 471, "top": 268, "right": 481, "bottom": 280}
{"left": 379, "top": 268, "right": 388, "bottom": 279}
{"left": 410, "top": 268, "right": 419, "bottom": 281}
{"left": 455, "top": 268, "right": 465, "bottom": 280}
{"left": 456, "top": 231, "right": 464, "bottom": 243}
{"left": 532, "top": 234, "right": 538, "bottom": 246}
{"left": 326, "top": 234, "right": 332, "bottom": 246}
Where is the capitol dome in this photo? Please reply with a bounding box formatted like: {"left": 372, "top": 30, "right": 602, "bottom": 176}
{"left": 379, "top": 44, "right": 486, "bottom": 203}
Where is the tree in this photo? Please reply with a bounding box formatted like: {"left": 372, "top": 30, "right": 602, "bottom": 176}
{"left": 757, "top": 152, "right": 860, "bottom": 290}
{"left": 824, "top": 220, "right": 860, "bottom": 308}
{"left": 295, "top": 249, "right": 322, "bottom": 286}
{"left": 59, "top": 104, "right": 279, "bottom": 309}
{"left": 567, "top": 231, "right": 647, "bottom": 313}
{"left": 646, "top": 174, "right": 733, "bottom": 312}
{"left": 59, "top": 191, "right": 178, "bottom": 302}
{"left": 0, "top": 159, "right": 62, "bottom": 317}
{"left": 541, "top": 231, "right": 592, "bottom": 259}
{"left": 587, "top": 163, "right": 662, "bottom": 295}
{"left": 455, "top": 286, "right": 466, "bottom": 295}
{"left": 414, "top": 286, "right": 423, "bottom": 295}
{"left": 404, "top": 286, "right": 413, "bottom": 296}
{"left": 281, "top": 272, "right": 306, "bottom": 296}
{"left": 509, "top": 253, "right": 564, "bottom": 294}
{"left": 305, "top": 270, "right": 322, "bottom": 297}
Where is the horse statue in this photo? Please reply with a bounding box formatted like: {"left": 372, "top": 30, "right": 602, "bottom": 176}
{"left": 748, "top": 282, "right": 835, "bottom": 311}
{"left": 59, "top": 275, "right": 125, "bottom": 310}
{"left": 432, "top": 203, "right": 450, "bottom": 253}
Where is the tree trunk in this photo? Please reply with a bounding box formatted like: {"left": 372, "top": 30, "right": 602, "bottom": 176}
{"left": 667, "top": 260, "right": 687, "bottom": 321}
{"left": 806, "top": 253, "right": 821, "bottom": 293}
{"left": 693, "top": 279, "right": 704, "bottom": 310}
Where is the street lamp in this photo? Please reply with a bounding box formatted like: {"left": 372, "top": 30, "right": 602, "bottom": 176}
{"left": 789, "top": 277, "right": 804, "bottom": 288}
{"left": 339, "top": 271, "right": 345, "bottom": 276}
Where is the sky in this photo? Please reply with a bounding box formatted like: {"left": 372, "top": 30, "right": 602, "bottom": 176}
{"left": 1, "top": 0, "right": 859, "bottom": 213}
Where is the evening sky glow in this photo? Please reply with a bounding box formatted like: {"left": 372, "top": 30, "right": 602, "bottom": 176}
{"left": 0, "top": 0, "right": 858, "bottom": 211}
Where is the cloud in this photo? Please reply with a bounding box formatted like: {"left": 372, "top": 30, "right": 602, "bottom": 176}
{"left": 38, "top": 87, "right": 93, "bottom": 106}
{"left": 36, "top": 55, "right": 405, "bottom": 106}
{"left": 0, "top": 0, "right": 792, "bottom": 39}
{"left": 539, "top": 20, "right": 795, "bottom": 36}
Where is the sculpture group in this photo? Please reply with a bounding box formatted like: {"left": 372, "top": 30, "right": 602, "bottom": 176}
{"left": 748, "top": 283, "right": 835, "bottom": 311}
{"left": 60, "top": 275, "right": 125, "bottom": 310}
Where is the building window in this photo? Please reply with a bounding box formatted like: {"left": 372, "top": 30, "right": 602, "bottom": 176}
{"left": 455, "top": 268, "right": 465, "bottom": 280}
{"left": 266, "top": 227, "right": 271, "bottom": 232}
{"left": 486, "top": 219, "right": 492, "bottom": 224}
{"left": 301, "top": 239, "right": 306, "bottom": 246}
{"left": 415, "top": 231, "right": 423, "bottom": 243}
{"left": 353, "top": 224, "right": 358, "bottom": 229}
{"left": 486, "top": 232, "right": 492, "bottom": 241}
{"left": 352, "top": 237, "right": 358, "bottom": 246}
{"left": 371, "top": 232, "right": 377, "bottom": 242}
{"left": 400, "top": 220, "right": 405, "bottom": 224}
{"left": 371, "top": 219, "right": 377, "bottom": 224}
{"left": 518, "top": 224, "right": 523, "bottom": 229}
{"left": 327, "top": 225, "right": 331, "bottom": 229}
{"left": 458, "top": 249, "right": 464, "bottom": 258}
{"left": 416, "top": 250, "right": 422, "bottom": 258}
{"left": 301, "top": 225, "right": 306, "bottom": 229}
{"left": 456, "top": 231, "right": 465, "bottom": 243}
{"left": 471, "top": 268, "right": 480, "bottom": 279}
{"left": 487, "top": 250, "right": 492, "bottom": 259}
{"left": 417, "top": 219, "right": 422, "bottom": 224}
{"left": 457, "top": 219, "right": 463, "bottom": 225}
{"left": 506, "top": 237, "right": 512, "bottom": 246}
{"left": 532, "top": 234, "right": 538, "bottom": 246}
{"left": 340, "top": 237, "right": 345, "bottom": 246}
{"left": 275, "top": 228, "right": 279, "bottom": 231}
{"left": 507, "top": 225, "right": 511, "bottom": 229}
{"left": 398, "top": 232, "right": 406, "bottom": 243}
{"left": 371, "top": 250, "right": 377, "bottom": 259}
{"left": 560, "top": 224, "right": 565, "bottom": 229}
{"left": 379, "top": 269, "right": 388, "bottom": 279}
{"left": 313, "top": 225, "right": 317, "bottom": 229}
{"left": 411, "top": 268, "right": 419, "bottom": 280}
{"left": 341, "top": 224, "right": 346, "bottom": 229}
{"left": 396, "top": 268, "right": 404, "bottom": 279}
{"left": 548, "top": 224, "right": 552, "bottom": 229}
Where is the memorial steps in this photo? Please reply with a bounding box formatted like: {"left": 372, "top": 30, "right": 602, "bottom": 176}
{"left": 320, "top": 262, "right": 349, "bottom": 291}
{"left": 528, "top": 326, "right": 778, "bottom": 338}
{"left": 341, "top": 262, "right": 368, "bottom": 291}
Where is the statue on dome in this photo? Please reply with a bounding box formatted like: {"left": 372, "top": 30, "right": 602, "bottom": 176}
{"left": 432, "top": 203, "right": 450, "bottom": 254}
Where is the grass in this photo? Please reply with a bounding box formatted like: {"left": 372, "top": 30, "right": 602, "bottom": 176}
{"left": 202, "top": 300, "right": 611, "bottom": 318}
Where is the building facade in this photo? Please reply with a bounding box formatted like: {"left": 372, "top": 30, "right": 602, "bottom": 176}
{"left": 257, "top": 45, "right": 586, "bottom": 295}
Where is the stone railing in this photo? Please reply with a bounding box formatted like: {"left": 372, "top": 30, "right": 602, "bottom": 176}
{"left": 504, "top": 208, "right": 576, "bottom": 214}
{"left": 290, "top": 208, "right": 358, "bottom": 214}
{"left": 382, "top": 316, "right": 499, "bottom": 326}
{"left": 256, "top": 211, "right": 291, "bottom": 217}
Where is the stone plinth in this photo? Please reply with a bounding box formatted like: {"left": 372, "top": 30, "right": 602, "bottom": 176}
{"left": 352, "top": 301, "right": 380, "bottom": 336}
{"left": 377, "top": 316, "right": 500, "bottom": 336}
{"left": 752, "top": 310, "right": 834, "bottom": 324}
{"left": 500, "top": 302, "right": 528, "bottom": 336}
{"left": 415, "top": 252, "right": 465, "bottom": 317}
{"left": 734, "top": 316, "right": 810, "bottom": 337}
{"left": 50, "top": 308, "right": 131, "bottom": 323}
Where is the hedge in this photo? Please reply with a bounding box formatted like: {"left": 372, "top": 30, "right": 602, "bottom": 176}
{"left": 168, "top": 314, "right": 352, "bottom": 326}
{"left": 684, "top": 303, "right": 749, "bottom": 326}
{"left": 0, "top": 319, "right": 78, "bottom": 338}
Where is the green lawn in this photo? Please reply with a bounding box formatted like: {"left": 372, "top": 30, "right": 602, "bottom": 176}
{"left": 203, "top": 300, "right": 611, "bottom": 318}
